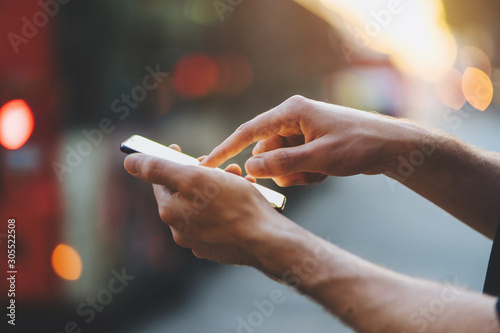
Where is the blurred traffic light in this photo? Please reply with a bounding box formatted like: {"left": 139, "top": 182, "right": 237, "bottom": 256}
{"left": 0, "top": 99, "right": 34, "bottom": 150}
{"left": 51, "top": 244, "right": 83, "bottom": 281}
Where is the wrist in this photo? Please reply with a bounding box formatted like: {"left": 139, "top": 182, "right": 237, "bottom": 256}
{"left": 246, "top": 215, "right": 343, "bottom": 290}
{"left": 245, "top": 214, "right": 311, "bottom": 278}
{"left": 248, "top": 218, "right": 382, "bottom": 318}
{"left": 382, "top": 119, "right": 437, "bottom": 177}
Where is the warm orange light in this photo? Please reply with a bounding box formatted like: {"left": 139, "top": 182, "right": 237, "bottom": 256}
{"left": 0, "top": 99, "right": 34, "bottom": 150}
{"left": 294, "top": 0, "right": 457, "bottom": 82}
{"left": 462, "top": 67, "right": 494, "bottom": 111}
{"left": 51, "top": 244, "right": 82, "bottom": 281}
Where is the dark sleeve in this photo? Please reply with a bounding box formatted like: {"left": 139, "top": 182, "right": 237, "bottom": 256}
{"left": 497, "top": 298, "right": 500, "bottom": 321}
{"left": 484, "top": 221, "right": 500, "bottom": 296}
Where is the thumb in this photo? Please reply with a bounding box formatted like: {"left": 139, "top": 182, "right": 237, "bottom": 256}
{"left": 245, "top": 145, "right": 315, "bottom": 178}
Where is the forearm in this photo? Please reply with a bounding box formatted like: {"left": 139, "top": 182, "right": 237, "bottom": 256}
{"left": 384, "top": 121, "right": 500, "bottom": 238}
{"left": 253, "top": 224, "right": 500, "bottom": 333}
{"left": 312, "top": 251, "right": 500, "bottom": 333}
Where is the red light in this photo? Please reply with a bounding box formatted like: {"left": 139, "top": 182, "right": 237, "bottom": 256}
{"left": 214, "top": 53, "right": 253, "bottom": 96}
{"left": 0, "top": 100, "right": 34, "bottom": 150}
{"left": 173, "top": 54, "right": 219, "bottom": 98}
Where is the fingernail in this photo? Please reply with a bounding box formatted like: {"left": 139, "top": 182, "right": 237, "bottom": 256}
{"left": 246, "top": 157, "right": 265, "bottom": 176}
{"left": 125, "top": 154, "right": 141, "bottom": 174}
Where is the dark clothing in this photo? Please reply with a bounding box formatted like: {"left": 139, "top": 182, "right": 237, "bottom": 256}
{"left": 497, "top": 298, "right": 500, "bottom": 321}
{"left": 484, "top": 221, "right": 500, "bottom": 320}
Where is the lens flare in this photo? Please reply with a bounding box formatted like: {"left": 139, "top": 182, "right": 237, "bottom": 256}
{"left": 435, "top": 68, "right": 466, "bottom": 110}
{"left": 462, "top": 67, "right": 493, "bottom": 111}
{"left": 460, "top": 46, "right": 492, "bottom": 76}
{"left": 51, "top": 244, "right": 83, "bottom": 281}
{"left": 294, "top": 0, "right": 457, "bottom": 82}
{"left": 0, "top": 99, "right": 34, "bottom": 150}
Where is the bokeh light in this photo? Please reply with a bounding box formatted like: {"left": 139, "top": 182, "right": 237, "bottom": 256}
{"left": 294, "top": 0, "right": 457, "bottom": 82}
{"left": 462, "top": 67, "right": 494, "bottom": 111}
{"left": 460, "top": 46, "right": 492, "bottom": 76}
{"left": 323, "top": 68, "right": 402, "bottom": 113}
{"left": 214, "top": 53, "right": 253, "bottom": 96}
{"left": 492, "top": 68, "right": 500, "bottom": 109}
{"left": 51, "top": 244, "right": 83, "bottom": 281}
{"left": 0, "top": 99, "right": 34, "bottom": 150}
{"left": 173, "top": 53, "right": 219, "bottom": 98}
{"left": 323, "top": 70, "right": 364, "bottom": 109}
{"left": 183, "top": 0, "right": 220, "bottom": 26}
{"left": 435, "top": 68, "right": 466, "bottom": 110}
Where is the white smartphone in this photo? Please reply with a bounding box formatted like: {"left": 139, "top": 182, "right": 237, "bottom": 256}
{"left": 121, "top": 135, "right": 286, "bottom": 211}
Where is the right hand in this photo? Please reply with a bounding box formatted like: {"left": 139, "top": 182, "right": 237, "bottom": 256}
{"left": 202, "top": 95, "right": 415, "bottom": 187}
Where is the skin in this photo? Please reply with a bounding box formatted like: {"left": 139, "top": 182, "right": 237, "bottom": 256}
{"left": 124, "top": 95, "right": 500, "bottom": 332}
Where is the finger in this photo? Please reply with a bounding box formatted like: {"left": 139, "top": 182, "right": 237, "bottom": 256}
{"left": 253, "top": 134, "right": 285, "bottom": 156}
{"left": 200, "top": 114, "right": 276, "bottom": 168}
{"left": 124, "top": 154, "right": 195, "bottom": 194}
{"left": 244, "top": 175, "right": 257, "bottom": 183}
{"left": 224, "top": 163, "right": 242, "bottom": 176}
{"left": 169, "top": 144, "right": 181, "bottom": 152}
{"left": 170, "top": 229, "right": 199, "bottom": 249}
{"left": 201, "top": 97, "right": 304, "bottom": 168}
{"left": 254, "top": 135, "right": 306, "bottom": 156}
{"left": 273, "top": 172, "right": 327, "bottom": 187}
{"left": 245, "top": 144, "right": 318, "bottom": 178}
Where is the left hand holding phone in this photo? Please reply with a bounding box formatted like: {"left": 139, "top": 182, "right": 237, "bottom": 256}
{"left": 123, "top": 144, "right": 289, "bottom": 266}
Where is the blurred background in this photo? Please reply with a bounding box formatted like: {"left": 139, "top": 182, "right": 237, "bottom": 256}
{"left": 1, "top": 0, "right": 500, "bottom": 332}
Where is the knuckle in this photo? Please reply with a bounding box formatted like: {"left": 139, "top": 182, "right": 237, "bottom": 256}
{"left": 169, "top": 165, "right": 200, "bottom": 192}
{"left": 144, "top": 158, "right": 164, "bottom": 183}
{"left": 285, "top": 95, "right": 309, "bottom": 109}
{"left": 158, "top": 205, "right": 172, "bottom": 223}
{"left": 235, "top": 121, "right": 256, "bottom": 143}
{"left": 192, "top": 249, "right": 205, "bottom": 259}
{"left": 256, "top": 123, "right": 275, "bottom": 139}
{"left": 274, "top": 177, "right": 290, "bottom": 187}
{"left": 235, "top": 121, "right": 249, "bottom": 133}
{"left": 283, "top": 95, "right": 311, "bottom": 120}
{"left": 185, "top": 168, "right": 205, "bottom": 188}
{"left": 273, "top": 149, "right": 292, "bottom": 174}
{"left": 172, "top": 232, "right": 192, "bottom": 248}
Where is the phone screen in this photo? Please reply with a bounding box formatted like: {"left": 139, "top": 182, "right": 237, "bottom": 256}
{"left": 121, "top": 135, "right": 200, "bottom": 166}
{"left": 121, "top": 135, "right": 286, "bottom": 210}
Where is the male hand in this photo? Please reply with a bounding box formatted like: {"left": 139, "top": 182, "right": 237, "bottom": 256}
{"left": 123, "top": 144, "right": 289, "bottom": 266}
{"left": 202, "top": 95, "right": 417, "bottom": 186}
